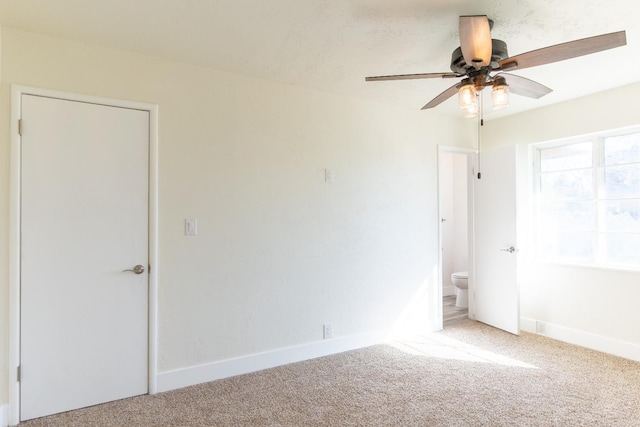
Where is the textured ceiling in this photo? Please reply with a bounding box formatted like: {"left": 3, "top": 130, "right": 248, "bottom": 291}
{"left": 0, "top": 0, "right": 638, "bottom": 119}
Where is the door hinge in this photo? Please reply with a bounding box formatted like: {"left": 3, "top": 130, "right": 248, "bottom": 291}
{"left": 18, "top": 119, "right": 23, "bottom": 136}
{"left": 17, "top": 365, "right": 21, "bottom": 382}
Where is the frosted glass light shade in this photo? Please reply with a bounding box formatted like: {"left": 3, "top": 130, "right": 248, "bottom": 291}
{"left": 463, "top": 102, "right": 478, "bottom": 118}
{"left": 492, "top": 84, "right": 509, "bottom": 110}
{"left": 458, "top": 84, "right": 477, "bottom": 111}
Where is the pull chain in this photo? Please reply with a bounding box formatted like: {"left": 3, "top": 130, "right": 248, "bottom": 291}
{"left": 477, "top": 90, "right": 483, "bottom": 179}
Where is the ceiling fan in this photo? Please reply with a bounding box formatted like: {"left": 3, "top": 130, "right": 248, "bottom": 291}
{"left": 365, "top": 16, "right": 626, "bottom": 115}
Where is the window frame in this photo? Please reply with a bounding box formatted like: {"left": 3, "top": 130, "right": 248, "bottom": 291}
{"left": 532, "top": 127, "right": 640, "bottom": 272}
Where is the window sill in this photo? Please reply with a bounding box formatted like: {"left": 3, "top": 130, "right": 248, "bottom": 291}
{"left": 533, "top": 258, "right": 640, "bottom": 274}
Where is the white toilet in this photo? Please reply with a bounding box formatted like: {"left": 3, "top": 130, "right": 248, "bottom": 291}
{"left": 451, "top": 271, "right": 468, "bottom": 308}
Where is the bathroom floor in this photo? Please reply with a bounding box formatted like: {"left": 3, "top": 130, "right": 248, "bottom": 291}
{"left": 443, "top": 295, "right": 469, "bottom": 328}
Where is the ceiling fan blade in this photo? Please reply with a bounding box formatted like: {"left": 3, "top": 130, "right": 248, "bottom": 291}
{"left": 422, "top": 82, "right": 462, "bottom": 110}
{"left": 498, "top": 73, "right": 552, "bottom": 99}
{"left": 499, "top": 31, "right": 626, "bottom": 71}
{"left": 365, "top": 72, "right": 460, "bottom": 82}
{"left": 459, "top": 15, "right": 492, "bottom": 68}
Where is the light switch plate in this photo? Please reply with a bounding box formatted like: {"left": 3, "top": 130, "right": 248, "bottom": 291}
{"left": 185, "top": 219, "right": 197, "bottom": 236}
{"left": 325, "top": 168, "right": 334, "bottom": 183}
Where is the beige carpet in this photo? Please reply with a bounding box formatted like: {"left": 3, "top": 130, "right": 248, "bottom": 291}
{"left": 22, "top": 322, "right": 640, "bottom": 426}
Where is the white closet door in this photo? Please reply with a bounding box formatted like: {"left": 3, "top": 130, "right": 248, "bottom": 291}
{"left": 20, "top": 94, "right": 149, "bottom": 420}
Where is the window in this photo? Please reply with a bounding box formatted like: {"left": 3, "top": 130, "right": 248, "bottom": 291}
{"left": 534, "top": 130, "right": 640, "bottom": 269}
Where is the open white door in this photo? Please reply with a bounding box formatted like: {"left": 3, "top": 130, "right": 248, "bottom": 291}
{"left": 473, "top": 144, "right": 519, "bottom": 335}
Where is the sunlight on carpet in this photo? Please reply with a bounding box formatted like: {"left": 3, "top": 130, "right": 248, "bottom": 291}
{"left": 391, "top": 333, "right": 539, "bottom": 369}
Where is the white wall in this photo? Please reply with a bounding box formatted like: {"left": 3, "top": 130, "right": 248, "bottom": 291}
{"left": 0, "top": 27, "right": 473, "bottom": 409}
{"left": 483, "top": 83, "right": 640, "bottom": 354}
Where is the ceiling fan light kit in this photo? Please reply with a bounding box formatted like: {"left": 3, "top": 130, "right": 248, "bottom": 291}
{"left": 458, "top": 76, "right": 509, "bottom": 117}
{"left": 365, "top": 15, "right": 627, "bottom": 117}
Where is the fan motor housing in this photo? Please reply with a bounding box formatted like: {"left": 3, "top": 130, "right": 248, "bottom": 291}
{"left": 450, "top": 39, "right": 509, "bottom": 74}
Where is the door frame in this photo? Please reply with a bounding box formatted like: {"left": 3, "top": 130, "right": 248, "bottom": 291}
{"left": 8, "top": 85, "right": 159, "bottom": 425}
{"left": 437, "top": 145, "right": 476, "bottom": 330}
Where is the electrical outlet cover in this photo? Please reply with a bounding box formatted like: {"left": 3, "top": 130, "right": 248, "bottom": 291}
{"left": 323, "top": 323, "right": 333, "bottom": 339}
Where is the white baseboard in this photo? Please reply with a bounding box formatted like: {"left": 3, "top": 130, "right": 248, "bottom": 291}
{"left": 443, "top": 286, "right": 456, "bottom": 297}
{"left": 520, "top": 317, "right": 640, "bottom": 362}
{"left": 156, "top": 330, "right": 389, "bottom": 393}
{"left": 520, "top": 317, "right": 537, "bottom": 333}
{"left": 0, "top": 404, "right": 8, "bottom": 427}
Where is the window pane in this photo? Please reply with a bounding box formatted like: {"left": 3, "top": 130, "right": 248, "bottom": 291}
{"left": 540, "top": 230, "right": 594, "bottom": 261}
{"left": 602, "top": 164, "right": 640, "bottom": 198}
{"left": 540, "top": 201, "right": 594, "bottom": 231}
{"left": 540, "top": 169, "right": 593, "bottom": 201}
{"left": 601, "top": 232, "right": 640, "bottom": 267}
{"left": 604, "top": 133, "right": 640, "bottom": 166}
{"left": 540, "top": 142, "right": 592, "bottom": 172}
{"left": 600, "top": 200, "right": 640, "bottom": 233}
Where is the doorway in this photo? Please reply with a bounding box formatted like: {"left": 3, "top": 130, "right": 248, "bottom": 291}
{"left": 438, "top": 147, "right": 474, "bottom": 329}
{"left": 9, "top": 87, "right": 159, "bottom": 424}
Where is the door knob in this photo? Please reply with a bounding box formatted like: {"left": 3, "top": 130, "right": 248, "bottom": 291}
{"left": 123, "top": 264, "right": 145, "bottom": 274}
{"left": 500, "top": 246, "right": 517, "bottom": 254}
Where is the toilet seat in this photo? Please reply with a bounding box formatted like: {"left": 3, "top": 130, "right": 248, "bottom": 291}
{"left": 451, "top": 271, "right": 468, "bottom": 279}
